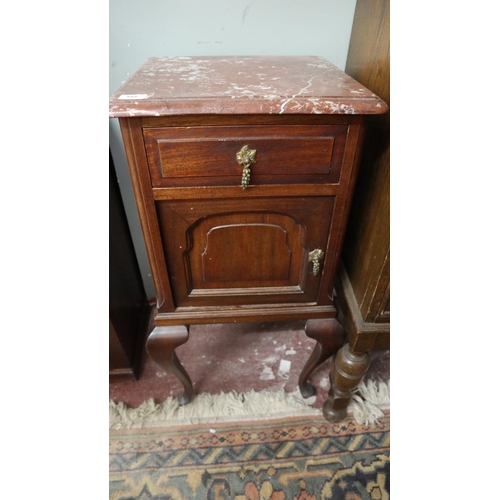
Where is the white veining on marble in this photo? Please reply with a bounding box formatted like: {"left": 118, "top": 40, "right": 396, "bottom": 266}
{"left": 278, "top": 73, "right": 320, "bottom": 114}
{"left": 109, "top": 56, "right": 387, "bottom": 117}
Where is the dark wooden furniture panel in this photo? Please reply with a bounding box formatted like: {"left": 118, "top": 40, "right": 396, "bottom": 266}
{"left": 322, "top": 0, "right": 390, "bottom": 423}
{"left": 144, "top": 125, "right": 348, "bottom": 187}
{"left": 341, "top": 0, "right": 390, "bottom": 339}
{"left": 109, "top": 151, "right": 151, "bottom": 381}
{"left": 156, "top": 195, "right": 335, "bottom": 307}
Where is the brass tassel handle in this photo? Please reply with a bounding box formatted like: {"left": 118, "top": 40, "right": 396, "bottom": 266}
{"left": 308, "top": 249, "right": 325, "bottom": 276}
{"left": 236, "top": 145, "right": 257, "bottom": 189}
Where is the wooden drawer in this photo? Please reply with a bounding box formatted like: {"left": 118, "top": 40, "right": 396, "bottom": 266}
{"left": 143, "top": 124, "right": 348, "bottom": 188}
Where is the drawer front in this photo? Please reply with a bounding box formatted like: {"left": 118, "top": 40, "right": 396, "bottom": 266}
{"left": 144, "top": 125, "right": 348, "bottom": 188}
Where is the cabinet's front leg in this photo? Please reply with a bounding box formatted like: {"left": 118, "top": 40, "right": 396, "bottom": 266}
{"left": 298, "top": 318, "right": 345, "bottom": 398}
{"left": 146, "top": 325, "right": 194, "bottom": 405}
{"left": 322, "top": 343, "right": 369, "bottom": 422}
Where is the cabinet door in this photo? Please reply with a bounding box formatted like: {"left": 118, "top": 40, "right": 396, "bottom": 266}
{"left": 156, "top": 196, "right": 335, "bottom": 308}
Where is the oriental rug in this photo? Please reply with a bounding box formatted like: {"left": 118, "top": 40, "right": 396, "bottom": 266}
{"left": 109, "top": 412, "right": 389, "bottom": 499}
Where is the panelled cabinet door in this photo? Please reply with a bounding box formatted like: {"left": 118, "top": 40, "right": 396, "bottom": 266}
{"left": 155, "top": 196, "right": 336, "bottom": 309}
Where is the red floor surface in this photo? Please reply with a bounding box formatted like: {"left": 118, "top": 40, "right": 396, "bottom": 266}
{"left": 109, "top": 320, "right": 389, "bottom": 410}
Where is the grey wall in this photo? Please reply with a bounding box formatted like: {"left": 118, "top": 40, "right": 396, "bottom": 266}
{"left": 109, "top": 0, "right": 357, "bottom": 299}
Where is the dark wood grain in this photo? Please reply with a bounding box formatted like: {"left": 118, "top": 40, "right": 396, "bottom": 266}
{"left": 322, "top": 0, "right": 390, "bottom": 420}
{"left": 109, "top": 151, "right": 151, "bottom": 380}
{"left": 141, "top": 114, "right": 360, "bottom": 128}
{"left": 146, "top": 326, "right": 193, "bottom": 405}
{"left": 299, "top": 319, "right": 345, "bottom": 398}
{"left": 335, "top": 262, "right": 390, "bottom": 353}
{"left": 322, "top": 344, "right": 370, "bottom": 423}
{"left": 155, "top": 195, "right": 334, "bottom": 308}
{"left": 342, "top": 0, "right": 390, "bottom": 326}
{"left": 144, "top": 125, "right": 347, "bottom": 187}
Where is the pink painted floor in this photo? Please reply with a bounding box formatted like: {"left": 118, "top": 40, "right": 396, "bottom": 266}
{"left": 109, "top": 320, "right": 389, "bottom": 410}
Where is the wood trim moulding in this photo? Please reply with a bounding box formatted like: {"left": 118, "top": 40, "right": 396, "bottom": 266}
{"left": 155, "top": 303, "right": 338, "bottom": 326}
{"left": 335, "top": 260, "right": 390, "bottom": 353}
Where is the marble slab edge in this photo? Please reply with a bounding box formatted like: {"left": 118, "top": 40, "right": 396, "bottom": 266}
{"left": 109, "top": 97, "right": 388, "bottom": 118}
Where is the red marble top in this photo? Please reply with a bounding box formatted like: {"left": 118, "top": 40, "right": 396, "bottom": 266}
{"left": 109, "top": 56, "right": 388, "bottom": 118}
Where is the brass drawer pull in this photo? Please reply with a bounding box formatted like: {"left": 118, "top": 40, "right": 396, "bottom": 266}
{"left": 236, "top": 145, "right": 257, "bottom": 189}
{"left": 308, "top": 249, "right": 325, "bottom": 276}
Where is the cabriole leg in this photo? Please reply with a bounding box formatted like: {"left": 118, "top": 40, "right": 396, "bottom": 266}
{"left": 146, "top": 325, "right": 194, "bottom": 405}
{"left": 298, "top": 318, "right": 345, "bottom": 398}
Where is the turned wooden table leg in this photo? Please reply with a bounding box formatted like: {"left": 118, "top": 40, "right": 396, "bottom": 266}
{"left": 146, "top": 325, "right": 194, "bottom": 405}
{"left": 298, "top": 318, "right": 345, "bottom": 398}
{"left": 322, "top": 343, "right": 369, "bottom": 423}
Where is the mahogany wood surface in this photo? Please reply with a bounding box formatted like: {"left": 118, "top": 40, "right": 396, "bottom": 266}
{"left": 323, "top": 0, "right": 390, "bottom": 420}
{"left": 156, "top": 195, "right": 334, "bottom": 308}
{"left": 322, "top": 344, "right": 370, "bottom": 423}
{"left": 299, "top": 319, "right": 345, "bottom": 398}
{"left": 109, "top": 321, "right": 135, "bottom": 381}
{"left": 336, "top": 263, "right": 390, "bottom": 353}
{"left": 109, "top": 151, "right": 151, "bottom": 381}
{"left": 341, "top": 0, "right": 390, "bottom": 328}
{"left": 144, "top": 124, "right": 347, "bottom": 187}
{"left": 120, "top": 113, "right": 367, "bottom": 319}
{"left": 111, "top": 56, "right": 387, "bottom": 412}
{"left": 146, "top": 326, "right": 193, "bottom": 405}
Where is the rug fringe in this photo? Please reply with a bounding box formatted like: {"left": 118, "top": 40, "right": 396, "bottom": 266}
{"left": 109, "top": 379, "right": 389, "bottom": 429}
{"left": 109, "top": 389, "right": 319, "bottom": 429}
{"left": 350, "top": 379, "right": 390, "bottom": 426}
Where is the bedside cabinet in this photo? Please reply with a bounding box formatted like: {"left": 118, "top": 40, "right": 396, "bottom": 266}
{"left": 109, "top": 56, "right": 387, "bottom": 417}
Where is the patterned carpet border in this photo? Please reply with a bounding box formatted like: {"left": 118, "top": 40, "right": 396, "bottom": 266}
{"left": 110, "top": 412, "right": 390, "bottom": 499}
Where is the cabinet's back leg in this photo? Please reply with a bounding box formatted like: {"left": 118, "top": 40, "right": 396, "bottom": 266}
{"left": 298, "top": 318, "right": 344, "bottom": 398}
{"left": 146, "top": 325, "right": 194, "bottom": 405}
